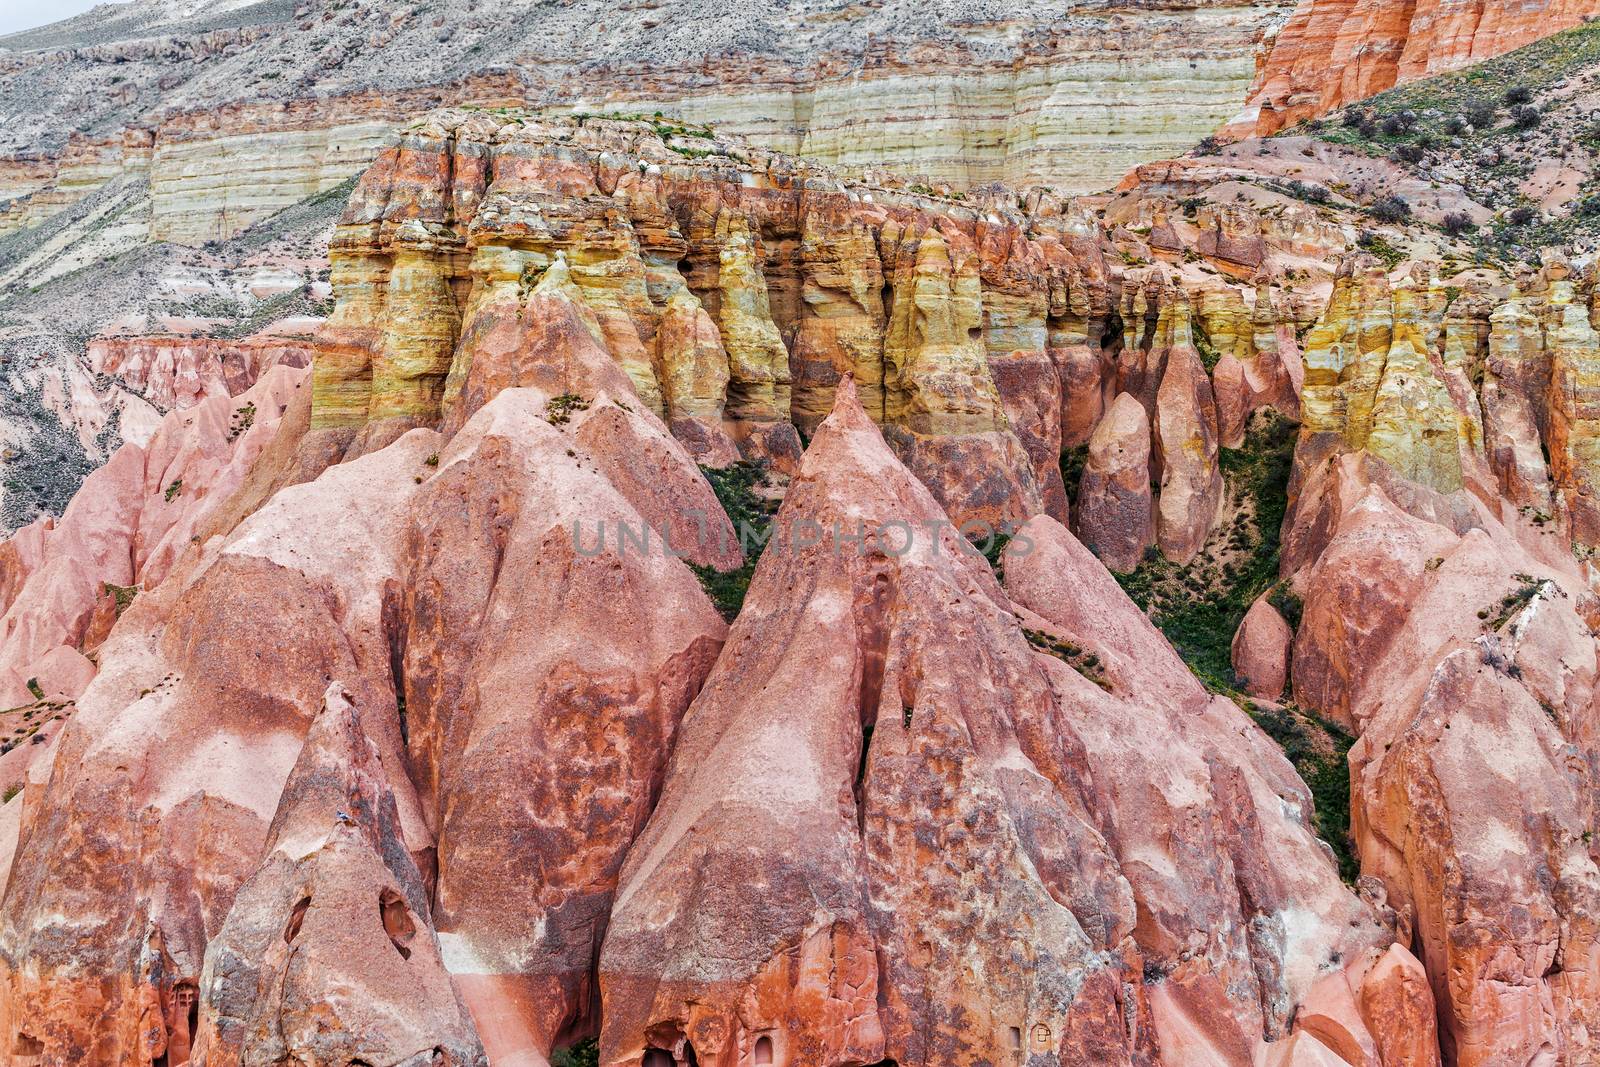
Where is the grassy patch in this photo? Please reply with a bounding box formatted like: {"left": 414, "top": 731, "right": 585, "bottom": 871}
{"left": 228, "top": 402, "right": 256, "bottom": 441}
{"left": 102, "top": 582, "right": 138, "bottom": 617}
{"left": 1024, "top": 629, "right": 1112, "bottom": 690}
{"left": 1357, "top": 231, "right": 1406, "bottom": 271}
{"left": 545, "top": 393, "right": 590, "bottom": 426}
{"left": 689, "top": 461, "right": 778, "bottom": 621}
{"left": 1059, "top": 443, "right": 1089, "bottom": 505}
{"left": 1479, "top": 572, "right": 1551, "bottom": 630}
{"left": 1248, "top": 704, "right": 1359, "bottom": 882}
{"left": 1191, "top": 318, "right": 1223, "bottom": 371}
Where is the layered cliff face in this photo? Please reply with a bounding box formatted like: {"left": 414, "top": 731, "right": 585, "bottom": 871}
{"left": 1230, "top": 0, "right": 1600, "bottom": 136}
{"left": 10, "top": 95, "right": 1600, "bottom": 1067}
{"left": 0, "top": 0, "right": 1286, "bottom": 247}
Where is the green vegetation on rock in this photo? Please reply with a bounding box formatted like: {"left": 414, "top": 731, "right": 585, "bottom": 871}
{"left": 1109, "top": 411, "right": 1358, "bottom": 881}
{"left": 1248, "top": 703, "right": 1359, "bottom": 883}
{"left": 1113, "top": 411, "right": 1295, "bottom": 693}
{"left": 551, "top": 1039, "right": 599, "bottom": 1067}
{"left": 689, "top": 461, "right": 778, "bottom": 621}
{"left": 1302, "top": 17, "right": 1600, "bottom": 259}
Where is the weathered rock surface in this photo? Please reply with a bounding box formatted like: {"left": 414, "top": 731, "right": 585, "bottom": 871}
{"left": 601, "top": 378, "right": 1151, "bottom": 1067}
{"left": 399, "top": 384, "right": 728, "bottom": 1065}
{"left": 0, "top": 0, "right": 1285, "bottom": 247}
{"left": 1074, "top": 391, "right": 1154, "bottom": 572}
{"left": 1153, "top": 330, "right": 1223, "bottom": 565}
{"left": 1003, "top": 516, "right": 1420, "bottom": 1067}
{"left": 1231, "top": 0, "right": 1600, "bottom": 136}
{"left": 1273, "top": 378, "right": 1600, "bottom": 1067}
{"left": 0, "top": 365, "right": 307, "bottom": 707}
{"left": 315, "top": 112, "right": 1123, "bottom": 526}
{"left": 87, "top": 333, "right": 315, "bottom": 415}
{"left": 195, "top": 683, "right": 485, "bottom": 1066}
{"left": 12, "top": 50, "right": 1600, "bottom": 1067}
{"left": 0, "top": 283, "right": 733, "bottom": 1062}
{"left": 1232, "top": 596, "right": 1293, "bottom": 699}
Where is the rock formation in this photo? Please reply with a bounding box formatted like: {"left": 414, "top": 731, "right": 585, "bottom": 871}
{"left": 1230, "top": 0, "right": 1600, "bottom": 136}
{"left": 1232, "top": 596, "right": 1293, "bottom": 699}
{"left": 196, "top": 683, "right": 485, "bottom": 1065}
{"left": 0, "top": 0, "right": 1284, "bottom": 247}
{"left": 10, "top": 36, "right": 1600, "bottom": 1067}
{"left": 1075, "top": 392, "right": 1155, "bottom": 572}
{"left": 0, "top": 253, "right": 734, "bottom": 1062}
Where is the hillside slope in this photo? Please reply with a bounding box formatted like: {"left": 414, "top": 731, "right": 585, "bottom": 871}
{"left": 1230, "top": 0, "right": 1600, "bottom": 136}
{"left": 0, "top": 0, "right": 1287, "bottom": 239}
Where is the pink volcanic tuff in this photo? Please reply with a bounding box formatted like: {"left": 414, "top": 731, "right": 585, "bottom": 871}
{"left": 0, "top": 274, "right": 736, "bottom": 1062}
{"left": 1232, "top": 595, "right": 1293, "bottom": 700}
{"left": 1074, "top": 391, "right": 1155, "bottom": 573}
{"left": 398, "top": 388, "right": 727, "bottom": 1065}
{"left": 0, "top": 365, "right": 309, "bottom": 707}
{"left": 89, "top": 333, "right": 315, "bottom": 414}
{"left": 1153, "top": 341, "right": 1223, "bottom": 565}
{"left": 1002, "top": 514, "right": 1428, "bottom": 1067}
{"left": 1281, "top": 433, "right": 1600, "bottom": 1065}
{"left": 195, "top": 683, "right": 485, "bottom": 1065}
{"left": 600, "top": 377, "right": 1150, "bottom": 1067}
{"left": 0, "top": 425, "right": 444, "bottom": 1065}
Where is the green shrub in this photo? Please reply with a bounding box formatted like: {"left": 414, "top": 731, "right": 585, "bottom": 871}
{"left": 1369, "top": 196, "right": 1412, "bottom": 224}
{"left": 551, "top": 1040, "right": 599, "bottom": 1067}
{"left": 688, "top": 462, "right": 778, "bottom": 621}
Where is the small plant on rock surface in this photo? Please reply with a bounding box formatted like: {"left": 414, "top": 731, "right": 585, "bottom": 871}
{"left": 545, "top": 393, "right": 591, "bottom": 426}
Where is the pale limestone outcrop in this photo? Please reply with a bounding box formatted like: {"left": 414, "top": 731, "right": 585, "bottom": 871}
{"left": 0, "top": 3, "right": 1282, "bottom": 245}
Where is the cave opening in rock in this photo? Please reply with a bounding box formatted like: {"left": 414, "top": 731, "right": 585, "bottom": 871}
{"left": 754, "top": 1034, "right": 774, "bottom": 1064}
{"left": 284, "top": 895, "right": 311, "bottom": 944}
{"left": 643, "top": 1050, "right": 673, "bottom": 1067}
{"left": 380, "top": 888, "right": 417, "bottom": 960}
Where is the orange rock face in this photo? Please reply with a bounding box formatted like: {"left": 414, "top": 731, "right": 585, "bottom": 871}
{"left": 1232, "top": 0, "right": 1600, "bottom": 137}
{"left": 196, "top": 684, "right": 485, "bottom": 1065}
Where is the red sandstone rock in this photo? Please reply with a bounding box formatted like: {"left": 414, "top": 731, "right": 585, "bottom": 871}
{"left": 0, "top": 366, "right": 308, "bottom": 707}
{"left": 1232, "top": 596, "right": 1293, "bottom": 700}
{"left": 0, "top": 426, "right": 440, "bottom": 1064}
{"left": 1357, "top": 945, "right": 1440, "bottom": 1067}
{"left": 399, "top": 387, "right": 728, "bottom": 1065}
{"left": 90, "top": 333, "right": 315, "bottom": 414}
{"left": 1287, "top": 445, "right": 1600, "bottom": 1065}
{"left": 1154, "top": 342, "right": 1223, "bottom": 565}
{"left": 1003, "top": 516, "right": 1407, "bottom": 1065}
